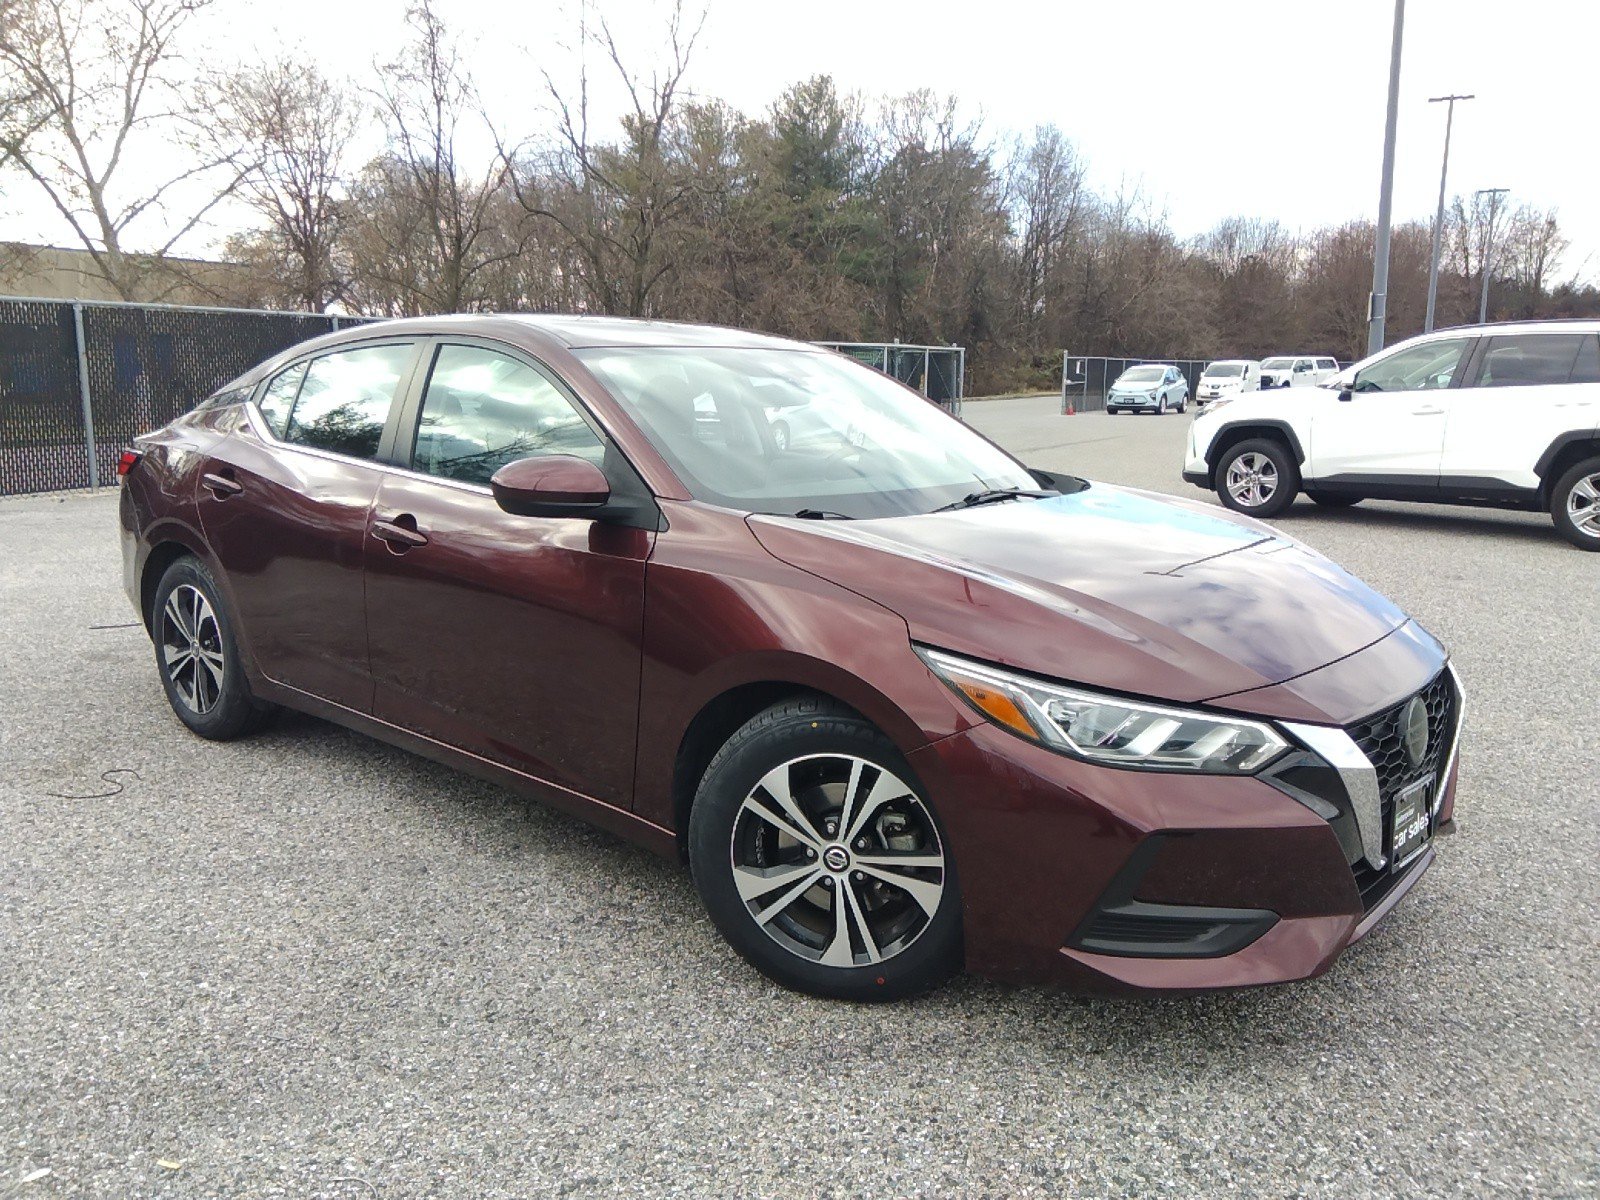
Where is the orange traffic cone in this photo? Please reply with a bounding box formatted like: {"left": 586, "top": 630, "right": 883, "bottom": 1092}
{"left": 1066, "top": 402, "right": 1075, "bottom": 415}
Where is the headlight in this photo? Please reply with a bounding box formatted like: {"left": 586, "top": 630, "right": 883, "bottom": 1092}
{"left": 918, "top": 647, "right": 1288, "bottom": 774}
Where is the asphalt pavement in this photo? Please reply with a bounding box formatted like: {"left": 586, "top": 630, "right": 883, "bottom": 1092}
{"left": 1, "top": 399, "right": 1595, "bottom": 1198}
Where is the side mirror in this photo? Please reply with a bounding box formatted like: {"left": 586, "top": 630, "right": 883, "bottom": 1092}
{"left": 490, "top": 454, "right": 611, "bottom": 518}
{"left": 1338, "top": 388, "right": 1354, "bottom": 402}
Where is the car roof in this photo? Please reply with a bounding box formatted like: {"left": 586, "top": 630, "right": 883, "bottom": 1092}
{"left": 1204, "top": 359, "right": 1257, "bottom": 367}
{"left": 1433, "top": 318, "right": 1600, "bottom": 337}
{"left": 340, "top": 312, "right": 812, "bottom": 350}
{"left": 231, "top": 312, "right": 826, "bottom": 389}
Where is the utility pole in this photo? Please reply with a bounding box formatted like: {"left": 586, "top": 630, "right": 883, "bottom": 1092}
{"left": 1368, "top": 0, "right": 1407, "bottom": 356}
{"left": 1424, "top": 93, "right": 1474, "bottom": 332}
{"left": 1476, "top": 187, "right": 1510, "bottom": 323}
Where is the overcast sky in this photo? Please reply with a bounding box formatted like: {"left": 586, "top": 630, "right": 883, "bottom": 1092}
{"left": 5, "top": 0, "right": 1598, "bottom": 281}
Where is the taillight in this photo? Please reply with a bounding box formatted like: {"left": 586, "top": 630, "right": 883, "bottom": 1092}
{"left": 116, "top": 449, "right": 143, "bottom": 478}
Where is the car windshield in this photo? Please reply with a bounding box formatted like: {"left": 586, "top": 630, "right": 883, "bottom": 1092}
{"left": 1261, "top": 357, "right": 1294, "bottom": 369}
{"left": 576, "top": 347, "right": 1037, "bottom": 518}
{"left": 1116, "top": 367, "right": 1165, "bottom": 384}
{"left": 1203, "top": 364, "right": 1244, "bottom": 378}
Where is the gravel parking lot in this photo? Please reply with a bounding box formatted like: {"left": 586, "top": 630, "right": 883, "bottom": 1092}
{"left": 3, "top": 397, "right": 1596, "bottom": 1198}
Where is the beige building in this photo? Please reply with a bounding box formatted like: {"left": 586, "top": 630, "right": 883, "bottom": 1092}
{"left": 0, "top": 242, "right": 257, "bottom": 305}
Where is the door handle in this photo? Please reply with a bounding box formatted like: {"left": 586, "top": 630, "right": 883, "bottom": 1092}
{"left": 371, "top": 517, "right": 429, "bottom": 549}
{"left": 1410, "top": 406, "right": 1445, "bottom": 416}
{"left": 202, "top": 471, "right": 243, "bottom": 497}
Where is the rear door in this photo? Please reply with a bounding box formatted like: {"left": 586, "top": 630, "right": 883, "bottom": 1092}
{"left": 197, "top": 339, "right": 422, "bottom": 709}
{"left": 362, "top": 340, "right": 654, "bottom": 808}
{"left": 1304, "top": 335, "right": 1474, "bottom": 486}
{"left": 1440, "top": 332, "right": 1600, "bottom": 493}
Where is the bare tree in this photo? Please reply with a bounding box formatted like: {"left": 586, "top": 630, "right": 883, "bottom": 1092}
{"left": 510, "top": 0, "right": 706, "bottom": 316}
{"left": 217, "top": 60, "right": 359, "bottom": 311}
{"left": 346, "top": 0, "right": 516, "bottom": 315}
{"left": 0, "top": 0, "right": 251, "bottom": 299}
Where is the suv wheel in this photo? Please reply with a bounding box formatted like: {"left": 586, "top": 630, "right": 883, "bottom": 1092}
{"left": 1551, "top": 455, "right": 1600, "bottom": 550}
{"left": 688, "top": 696, "right": 961, "bottom": 1001}
{"left": 151, "top": 556, "right": 275, "bottom": 739}
{"left": 1216, "top": 438, "right": 1299, "bottom": 518}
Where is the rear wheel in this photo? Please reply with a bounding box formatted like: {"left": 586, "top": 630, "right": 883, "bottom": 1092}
{"left": 1551, "top": 455, "right": 1600, "bottom": 550}
{"left": 1215, "top": 437, "right": 1299, "bottom": 518}
{"left": 688, "top": 696, "right": 961, "bottom": 1001}
{"left": 151, "top": 556, "right": 275, "bottom": 740}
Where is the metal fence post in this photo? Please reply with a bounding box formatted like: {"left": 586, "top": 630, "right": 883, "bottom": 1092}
{"left": 71, "top": 302, "right": 100, "bottom": 489}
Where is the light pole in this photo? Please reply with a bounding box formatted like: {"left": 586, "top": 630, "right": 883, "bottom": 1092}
{"left": 1367, "top": 0, "right": 1406, "bottom": 356}
{"left": 1475, "top": 187, "right": 1509, "bottom": 323}
{"left": 1424, "top": 94, "right": 1473, "bottom": 332}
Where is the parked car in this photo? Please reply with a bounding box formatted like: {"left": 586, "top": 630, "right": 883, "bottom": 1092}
{"left": 1106, "top": 364, "right": 1189, "bottom": 414}
{"left": 120, "top": 314, "right": 1463, "bottom": 1001}
{"left": 1260, "top": 355, "right": 1339, "bottom": 388}
{"left": 1195, "top": 360, "right": 1261, "bottom": 412}
{"left": 1183, "top": 320, "right": 1600, "bottom": 548}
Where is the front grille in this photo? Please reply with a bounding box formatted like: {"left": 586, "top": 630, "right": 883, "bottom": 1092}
{"left": 1345, "top": 669, "right": 1459, "bottom": 908}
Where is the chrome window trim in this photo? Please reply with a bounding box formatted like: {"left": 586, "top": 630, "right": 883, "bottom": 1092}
{"left": 1281, "top": 720, "right": 1386, "bottom": 870}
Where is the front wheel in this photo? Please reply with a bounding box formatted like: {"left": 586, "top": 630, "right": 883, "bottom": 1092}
{"left": 1216, "top": 438, "right": 1300, "bottom": 518}
{"left": 688, "top": 696, "right": 962, "bottom": 1001}
{"left": 1551, "top": 455, "right": 1600, "bottom": 550}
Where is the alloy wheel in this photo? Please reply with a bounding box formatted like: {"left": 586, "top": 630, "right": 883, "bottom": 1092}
{"left": 1566, "top": 472, "right": 1600, "bottom": 539}
{"left": 1226, "top": 452, "right": 1278, "bottom": 508}
{"left": 159, "top": 583, "right": 226, "bottom": 714}
{"left": 729, "top": 753, "right": 945, "bottom": 968}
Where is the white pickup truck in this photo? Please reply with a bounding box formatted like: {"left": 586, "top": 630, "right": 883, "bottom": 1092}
{"left": 1260, "top": 355, "right": 1339, "bottom": 389}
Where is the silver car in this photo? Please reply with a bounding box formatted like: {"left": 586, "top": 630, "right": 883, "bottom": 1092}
{"left": 1106, "top": 365, "right": 1189, "bottom": 414}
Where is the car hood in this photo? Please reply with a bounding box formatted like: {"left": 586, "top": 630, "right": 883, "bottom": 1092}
{"left": 749, "top": 484, "right": 1410, "bottom": 706}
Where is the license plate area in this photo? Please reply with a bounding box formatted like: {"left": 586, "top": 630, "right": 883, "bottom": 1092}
{"left": 1390, "top": 777, "right": 1434, "bottom": 871}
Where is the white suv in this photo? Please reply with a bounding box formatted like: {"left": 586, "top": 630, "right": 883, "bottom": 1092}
{"left": 1260, "top": 355, "right": 1339, "bottom": 388}
{"left": 1182, "top": 322, "right": 1600, "bottom": 549}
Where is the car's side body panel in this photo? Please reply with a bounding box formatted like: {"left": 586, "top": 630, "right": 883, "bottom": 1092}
{"left": 363, "top": 469, "right": 654, "bottom": 808}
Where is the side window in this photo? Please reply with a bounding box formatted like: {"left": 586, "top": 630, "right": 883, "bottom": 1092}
{"left": 1352, "top": 338, "right": 1471, "bottom": 393}
{"left": 1470, "top": 334, "right": 1587, "bottom": 388}
{"left": 1318, "top": 358, "right": 1338, "bottom": 371}
{"left": 1571, "top": 336, "right": 1600, "bottom": 384}
{"left": 412, "top": 344, "right": 606, "bottom": 486}
{"left": 283, "top": 343, "right": 414, "bottom": 460}
{"left": 256, "top": 363, "right": 305, "bottom": 438}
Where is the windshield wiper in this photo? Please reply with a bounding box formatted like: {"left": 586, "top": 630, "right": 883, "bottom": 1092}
{"left": 792, "top": 508, "right": 855, "bottom": 520}
{"left": 932, "top": 487, "right": 1054, "bottom": 513}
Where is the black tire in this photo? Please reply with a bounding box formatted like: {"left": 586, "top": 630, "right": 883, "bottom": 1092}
{"left": 1307, "top": 491, "right": 1362, "bottom": 508}
{"left": 150, "top": 555, "right": 275, "bottom": 740}
{"left": 1215, "top": 437, "right": 1300, "bottom": 518}
{"left": 688, "top": 695, "right": 962, "bottom": 1001}
{"left": 1550, "top": 455, "right": 1600, "bottom": 550}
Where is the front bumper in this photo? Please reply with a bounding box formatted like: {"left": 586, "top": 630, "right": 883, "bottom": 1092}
{"left": 906, "top": 658, "right": 1460, "bottom": 995}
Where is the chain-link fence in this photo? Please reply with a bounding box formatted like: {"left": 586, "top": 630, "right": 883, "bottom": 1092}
{"left": 1060, "top": 354, "right": 1214, "bottom": 413}
{"left": 0, "top": 297, "right": 376, "bottom": 495}
{"left": 816, "top": 342, "right": 965, "bottom": 416}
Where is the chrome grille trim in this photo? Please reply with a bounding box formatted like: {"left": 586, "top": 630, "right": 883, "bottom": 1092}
{"left": 1280, "top": 720, "right": 1386, "bottom": 869}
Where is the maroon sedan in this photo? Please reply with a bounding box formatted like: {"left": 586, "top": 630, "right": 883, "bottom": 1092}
{"left": 119, "top": 315, "right": 1463, "bottom": 1000}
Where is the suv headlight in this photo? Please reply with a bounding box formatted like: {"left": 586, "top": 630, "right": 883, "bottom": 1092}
{"left": 918, "top": 647, "right": 1288, "bottom": 774}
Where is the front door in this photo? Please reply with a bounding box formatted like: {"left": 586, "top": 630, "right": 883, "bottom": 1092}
{"left": 1305, "top": 335, "right": 1474, "bottom": 486}
{"left": 197, "top": 339, "right": 420, "bottom": 709}
{"left": 362, "top": 341, "right": 653, "bottom": 808}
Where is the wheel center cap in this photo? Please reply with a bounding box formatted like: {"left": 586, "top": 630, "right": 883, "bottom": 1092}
{"left": 821, "top": 844, "right": 851, "bottom": 873}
